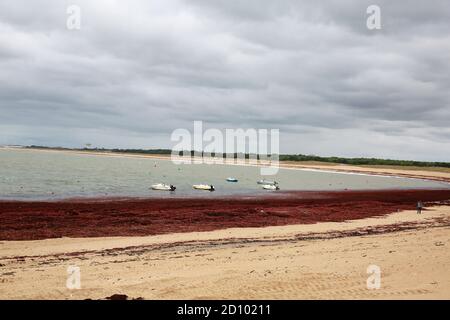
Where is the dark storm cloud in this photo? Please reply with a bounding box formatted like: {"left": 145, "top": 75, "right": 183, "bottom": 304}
{"left": 0, "top": 0, "right": 449, "bottom": 160}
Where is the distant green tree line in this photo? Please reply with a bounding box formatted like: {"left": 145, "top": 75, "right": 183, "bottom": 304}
{"left": 26, "top": 146, "right": 449, "bottom": 168}
{"left": 279, "top": 154, "right": 450, "bottom": 168}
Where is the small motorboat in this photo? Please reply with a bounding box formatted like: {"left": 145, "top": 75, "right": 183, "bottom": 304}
{"left": 262, "top": 184, "right": 280, "bottom": 190}
{"left": 193, "top": 184, "right": 215, "bottom": 191}
{"left": 151, "top": 183, "right": 176, "bottom": 191}
{"left": 226, "top": 177, "right": 238, "bottom": 182}
{"left": 257, "top": 179, "right": 278, "bottom": 185}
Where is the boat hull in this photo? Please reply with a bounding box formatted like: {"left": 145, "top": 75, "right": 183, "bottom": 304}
{"left": 193, "top": 184, "right": 215, "bottom": 191}
{"left": 262, "top": 184, "right": 280, "bottom": 190}
{"left": 151, "top": 184, "right": 176, "bottom": 191}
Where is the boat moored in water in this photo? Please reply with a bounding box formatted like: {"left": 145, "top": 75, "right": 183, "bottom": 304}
{"left": 262, "top": 184, "right": 280, "bottom": 190}
{"left": 151, "top": 183, "right": 176, "bottom": 191}
{"left": 193, "top": 184, "right": 215, "bottom": 191}
{"left": 226, "top": 177, "right": 238, "bottom": 182}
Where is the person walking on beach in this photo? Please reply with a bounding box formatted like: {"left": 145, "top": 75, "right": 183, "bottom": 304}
{"left": 417, "top": 201, "right": 423, "bottom": 214}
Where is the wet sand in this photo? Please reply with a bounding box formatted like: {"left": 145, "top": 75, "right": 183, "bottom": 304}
{"left": 1, "top": 189, "right": 450, "bottom": 240}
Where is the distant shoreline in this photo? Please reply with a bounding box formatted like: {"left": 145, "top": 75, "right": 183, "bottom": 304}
{"left": 3, "top": 146, "right": 450, "bottom": 184}
{"left": 13, "top": 145, "right": 450, "bottom": 168}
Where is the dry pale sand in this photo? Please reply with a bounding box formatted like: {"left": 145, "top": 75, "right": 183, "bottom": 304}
{"left": 1, "top": 205, "right": 449, "bottom": 300}
{"left": 281, "top": 162, "right": 450, "bottom": 184}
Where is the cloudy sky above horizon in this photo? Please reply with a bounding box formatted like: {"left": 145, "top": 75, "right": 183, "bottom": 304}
{"left": 1, "top": 0, "right": 449, "bottom": 161}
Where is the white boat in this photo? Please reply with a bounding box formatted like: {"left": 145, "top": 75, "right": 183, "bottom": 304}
{"left": 262, "top": 184, "right": 280, "bottom": 190}
{"left": 151, "top": 183, "right": 176, "bottom": 191}
{"left": 257, "top": 179, "right": 278, "bottom": 185}
{"left": 226, "top": 177, "right": 238, "bottom": 182}
{"left": 193, "top": 184, "right": 215, "bottom": 191}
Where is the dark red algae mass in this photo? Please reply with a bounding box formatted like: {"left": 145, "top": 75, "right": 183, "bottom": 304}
{"left": 0, "top": 189, "right": 449, "bottom": 240}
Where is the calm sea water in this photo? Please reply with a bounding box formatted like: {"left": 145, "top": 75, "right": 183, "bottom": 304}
{"left": 0, "top": 148, "right": 448, "bottom": 200}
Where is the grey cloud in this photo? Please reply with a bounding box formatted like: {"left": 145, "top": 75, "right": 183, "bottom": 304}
{"left": 0, "top": 0, "right": 449, "bottom": 161}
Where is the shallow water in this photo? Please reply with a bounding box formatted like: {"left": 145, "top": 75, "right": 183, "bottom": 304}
{"left": 0, "top": 148, "right": 448, "bottom": 200}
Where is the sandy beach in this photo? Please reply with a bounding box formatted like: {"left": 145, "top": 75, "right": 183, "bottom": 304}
{"left": 1, "top": 205, "right": 449, "bottom": 299}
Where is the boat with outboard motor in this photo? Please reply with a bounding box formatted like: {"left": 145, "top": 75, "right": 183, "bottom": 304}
{"left": 151, "top": 183, "right": 176, "bottom": 191}
{"left": 192, "top": 184, "right": 215, "bottom": 191}
{"left": 262, "top": 184, "right": 280, "bottom": 190}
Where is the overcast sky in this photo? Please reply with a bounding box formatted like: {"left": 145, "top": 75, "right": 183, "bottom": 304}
{"left": 1, "top": 0, "right": 449, "bottom": 161}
